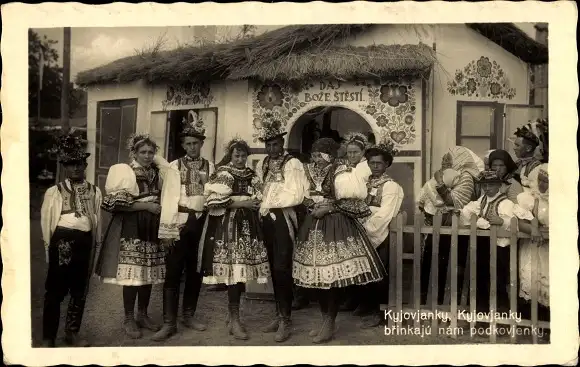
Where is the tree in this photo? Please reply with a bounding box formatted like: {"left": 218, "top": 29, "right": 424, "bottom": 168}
{"left": 28, "top": 29, "right": 83, "bottom": 119}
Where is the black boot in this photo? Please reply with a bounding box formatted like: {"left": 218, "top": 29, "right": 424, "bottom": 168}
{"left": 151, "top": 288, "right": 178, "bottom": 342}
{"left": 123, "top": 311, "right": 142, "bottom": 339}
{"left": 263, "top": 302, "right": 281, "bottom": 333}
{"left": 228, "top": 303, "right": 249, "bottom": 340}
{"left": 275, "top": 316, "right": 291, "bottom": 343}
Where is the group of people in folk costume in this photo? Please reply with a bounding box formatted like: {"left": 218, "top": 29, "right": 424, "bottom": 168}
{"left": 40, "top": 109, "right": 549, "bottom": 347}
{"left": 418, "top": 119, "right": 549, "bottom": 319}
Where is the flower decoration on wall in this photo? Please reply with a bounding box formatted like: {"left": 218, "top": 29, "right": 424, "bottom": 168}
{"left": 360, "top": 79, "right": 417, "bottom": 145}
{"left": 162, "top": 81, "right": 214, "bottom": 110}
{"left": 251, "top": 82, "right": 309, "bottom": 143}
{"left": 447, "top": 56, "right": 516, "bottom": 99}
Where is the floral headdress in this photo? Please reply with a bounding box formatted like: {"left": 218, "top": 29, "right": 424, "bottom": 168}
{"left": 181, "top": 110, "right": 206, "bottom": 140}
{"left": 55, "top": 133, "right": 90, "bottom": 164}
{"left": 514, "top": 122, "right": 540, "bottom": 146}
{"left": 368, "top": 136, "right": 399, "bottom": 158}
{"left": 343, "top": 132, "right": 370, "bottom": 150}
{"left": 256, "top": 113, "right": 287, "bottom": 142}
{"left": 224, "top": 136, "right": 250, "bottom": 154}
{"left": 126, "top": 133, "right": 158, "bottom": 153}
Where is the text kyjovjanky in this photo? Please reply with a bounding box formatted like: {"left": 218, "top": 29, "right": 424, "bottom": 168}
{"left": 384, "top": 310, "right": 450, "bottom": 323}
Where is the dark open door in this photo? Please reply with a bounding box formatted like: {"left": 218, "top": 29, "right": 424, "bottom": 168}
{"left": 95, "top": 99, "right": 138, "bottom": 193}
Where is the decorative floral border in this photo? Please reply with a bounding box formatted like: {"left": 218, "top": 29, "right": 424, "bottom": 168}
{"left": 162, "top": 81, "right": 214, "bottom": 111}
{"left": 358, "top": 79, "right": 417, "bottom": 145}
{"left": 447, "top": 56, "right": 516, "bottom": 100}
{"left": 250, "top": 79, "right": 419, "bottom": 147}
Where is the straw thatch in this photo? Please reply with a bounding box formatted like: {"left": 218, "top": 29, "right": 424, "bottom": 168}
{"left": 76, "top": 24, "right": 372, "bottom": 86}
{"left": 76, "top": 23, "right": 548, "bottom": 87}
{"left": 227, "top": 44, "right": 436, "bottom": 82}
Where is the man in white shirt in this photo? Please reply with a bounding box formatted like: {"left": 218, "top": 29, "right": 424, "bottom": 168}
{"left": 461, "top": 170, "right": 516, "bottom": 310}
{"left": 255, "top": 119, "right": 307, "bottom": 343}
{"left": 40, "top": 134, "right": 102, "bottom": 347}
{"left": 153, "top": 111, "right": 214, "bottom": 341}
{"left": 360, "top": 140, "right": 404, "bottom": 328}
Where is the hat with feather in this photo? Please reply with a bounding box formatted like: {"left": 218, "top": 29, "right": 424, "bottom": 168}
{"left": 514, "top": 121, "right": 540, "bottom": 147}
{"left": 256, "top": 113, "right": 287, "bottom": 142}
{"left": 180, "top": 110, "right": 206, "bottom": 140}
{"left": 55, "top": 133, "right": 90, "bottom": 164}
{"left": 365, "top": 136, "right": 399, "bottom": 165}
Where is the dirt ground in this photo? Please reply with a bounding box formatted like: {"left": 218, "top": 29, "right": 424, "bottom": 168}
{"left": 29, "top": 183, "right": 547, "bottom": 347}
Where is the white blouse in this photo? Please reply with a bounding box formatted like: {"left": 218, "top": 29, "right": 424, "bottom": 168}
{"left": 158, "top": 158, "right": 215, "bottom": 240}
{"left": 334, "top": 164, "right": 368, "bottom": 200}
{"left": 255, "top": 156, "right": 306, "bottom": 216}
{"left": 364, "top": 180, "right": 404, "bottom": 248}
{"left": 40, "top": 179, "right": 103, "bottom": 247}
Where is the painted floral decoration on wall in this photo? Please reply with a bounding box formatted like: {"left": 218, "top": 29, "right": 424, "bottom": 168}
{"left": 251, "top": 82, "right": 310, "bottom": 142}
{"left": 359, "top": 80, "right": 417, "bottom": 145}
{"left": 447, "top": 56, "right": 516, "bottom": 99}
{"left": 162, "top": 81, "right": 214, "bottom": 110}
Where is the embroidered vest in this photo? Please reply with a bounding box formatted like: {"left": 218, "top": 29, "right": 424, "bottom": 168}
{"left": 366, "top": 175, "right": 394, "bottom": 208}
{"left": 57, "top": 181, "right": 97, "bottom": 216}
{"left": 262, "top": 154, "right": 293, "bottom": 184}
{"left": 178, "top": 157, "right": 210, "bottom": 196}
{"left": 478, "top": 193, "right": 508, "bottom": 220}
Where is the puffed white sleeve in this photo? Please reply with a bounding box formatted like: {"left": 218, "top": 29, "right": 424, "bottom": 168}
{"left": 355, "top": 160, "right": 372, "bottom": 183}
{"left": 364, "top": 182, "right": 404, "bottom": 248}
{"left": 460, "top": 198, "right": 481, "bottom": 226}
{"left": 264, "top": 158, "right": 307, "bottom": 209}
{"left": 497, "top": 199, "right": 517, "bottom": 232}
{"left": 204, "top": 170, "right": 234, "bottom": 210}
{"left": 102, "top": 164, "right": 139, "bottom": 212}
{"left": 334, "top": 165, "right": 368, "bottom": 200}
{"left": 159, "top": 160, "right": 181, "bottom": 240}
{"left": 153, "top": 155, "right": 171, "bottom": 183}
{"left": 40, "top": 185, "right": 61, "bottom": 247}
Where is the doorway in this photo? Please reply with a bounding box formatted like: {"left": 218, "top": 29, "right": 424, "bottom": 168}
{"left": 287, "top": 106, "right": 373, "bottom": 162}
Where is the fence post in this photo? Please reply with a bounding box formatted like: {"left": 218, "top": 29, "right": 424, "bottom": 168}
{"left": 395, "top": 212, "right": 406, "bottom": 327}
{"left": 469, "top": 214, "right": 478, "bottom": 333}
{"left": 530, "top": 218, "right": 540, "bottom": 344}
{"left": 489, "top": 224, "right": 498, "bottom": 343}
{"left": 388, "top": 214, "right": 397, "bottom": 329}
{"left": 509, "top": 217, "right": 519, "bottom": 343}
{"left": 429, "top": 213, "right": 442, "bottom": 333}
{"left": 413, "top": 211, "right": 423, "bottom": 330}
{"left": 449, "top": 213, "right": 459, "bottom": 339}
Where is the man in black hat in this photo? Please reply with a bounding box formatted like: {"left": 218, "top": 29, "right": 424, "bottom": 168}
{"left": 153, "top": 111, "right": 214, "bottom": 341}
{"left": 255, "top": 119, "right": 307, "bottom": 342}
{"left": 40, "top": 133, "right": 102, "bottom": 347}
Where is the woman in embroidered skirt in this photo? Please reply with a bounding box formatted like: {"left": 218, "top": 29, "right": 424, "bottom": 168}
{"left": 95, "top": 134, "right": 168, "bottom": 339}
{"left": 292, "top": 137, "right": 385, "bottom": 344}
{"left": 336, "top": 132, "right": 373, "bottom": 313}
{"left": 199, "top": 138, "right": 270, "bottom": 340}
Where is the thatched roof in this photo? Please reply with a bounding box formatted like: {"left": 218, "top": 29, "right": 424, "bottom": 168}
{"left": 76, "top": 23, "right": 548, "bottom": 87}
{"left": 467, "top": 23, "right": 548, "bottom": 64}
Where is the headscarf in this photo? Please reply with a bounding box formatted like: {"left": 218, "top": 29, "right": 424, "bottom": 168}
{"left": 441, "top": 146, "right": 485, "bottom": 178}
{"left": 488, "top": 149, "right": 518, "bottom": 177}
{"left": 531, "top": 163, "right": 549, "bottom": 200}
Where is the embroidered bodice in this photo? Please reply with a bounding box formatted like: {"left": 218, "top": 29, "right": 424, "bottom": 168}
{"left": 133, "top": 165, "right": 161, "bottom": 196}
{"left": 479, "top": 193, "right": 508, "bottom": 219}
{"left": 218, "top": 165, "right": 261, "bottom": 196}
{"left": 305, "top": 163, "right": 333, "bottom": 197}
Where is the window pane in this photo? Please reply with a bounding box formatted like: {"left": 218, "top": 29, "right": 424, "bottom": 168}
{"left": 460, "top": 106, "right": 493, "bottom": 136}
{"left": 460, "top": 137, "right": 490, "bottom": 158}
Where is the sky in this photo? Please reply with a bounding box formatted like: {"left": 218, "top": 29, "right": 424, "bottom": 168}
{"left": 33, "top": 24, "right": 539, "bottom": 83}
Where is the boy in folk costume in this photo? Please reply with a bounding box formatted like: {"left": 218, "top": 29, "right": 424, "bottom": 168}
{"left": 40, "top": 134, "right": 102, "bottom": 347}
{"left": 153, "top": 111, "right": 215, "bottom": 341}
{"left": 460, "top": 170, "right": 517, "bottom": 310}
{"left": 359, "top": 139, "right": 404, "bottom": 328}
{"left": 512, "top": 122, "right": 543, "bottom": 191}
{"left": 255, "top": 118, "right": 307, "bottom": 342}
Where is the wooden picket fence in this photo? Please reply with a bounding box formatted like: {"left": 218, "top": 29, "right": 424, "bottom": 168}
{"left": 383, "top": 211, "right": 550, "bottom": 344}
